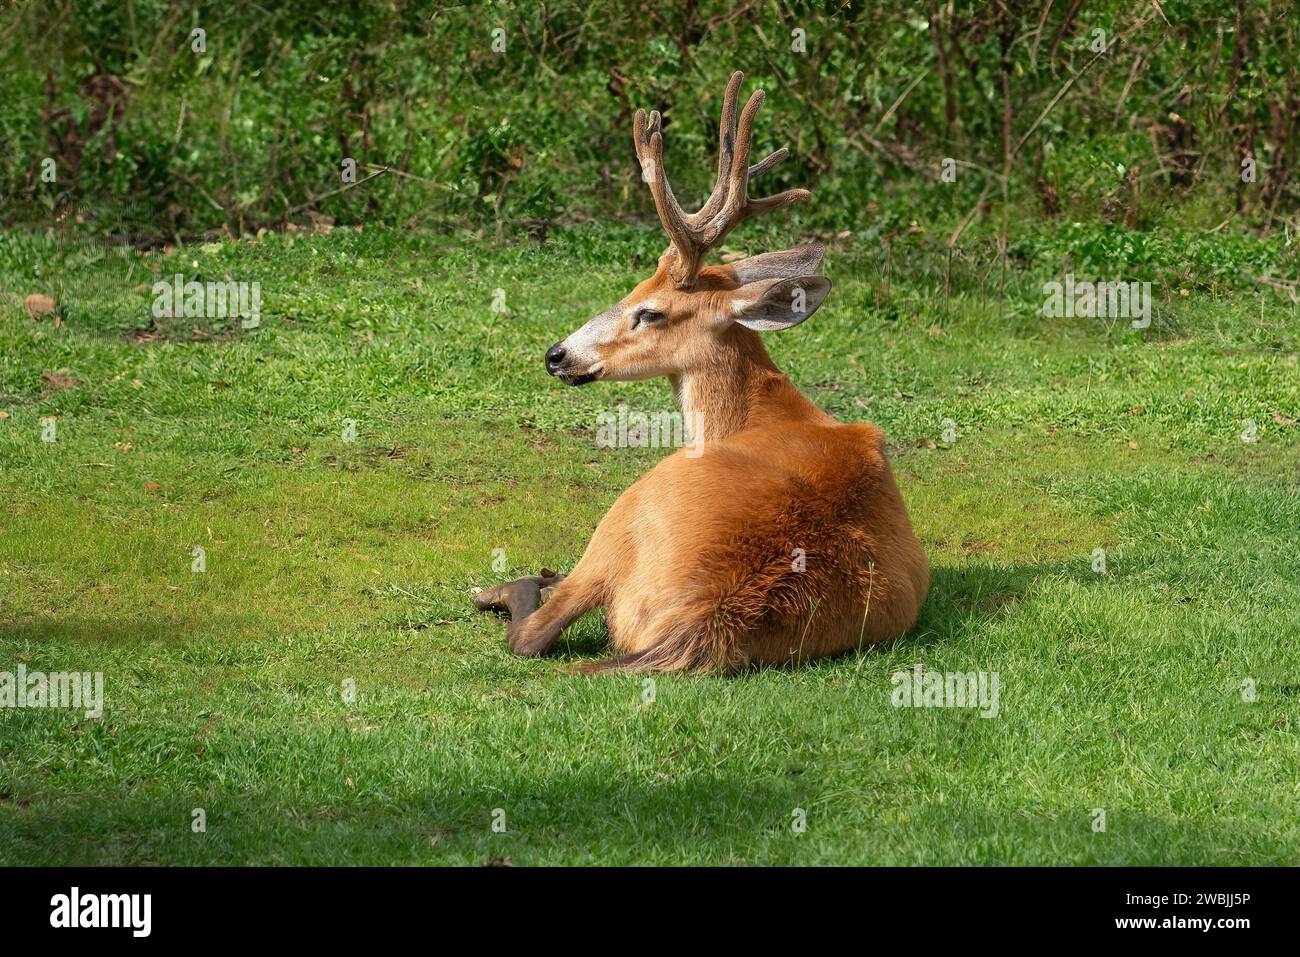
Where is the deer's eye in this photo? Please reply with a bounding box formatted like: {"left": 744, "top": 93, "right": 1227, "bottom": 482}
{"left": 631, "top": 307, "right": 665, "bottom": 329}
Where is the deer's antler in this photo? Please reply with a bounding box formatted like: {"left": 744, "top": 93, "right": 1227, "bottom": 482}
{"left": 633, "top": 71, "right": 810, "bottom": 289}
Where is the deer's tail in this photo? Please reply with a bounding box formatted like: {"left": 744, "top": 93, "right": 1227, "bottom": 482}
{"left": 566, "top": 616, "right": 747, "bottom": 675}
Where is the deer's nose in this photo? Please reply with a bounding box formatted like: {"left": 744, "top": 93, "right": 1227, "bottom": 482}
{"left": 545, "top": 343, "right": 567, "bottom": 373}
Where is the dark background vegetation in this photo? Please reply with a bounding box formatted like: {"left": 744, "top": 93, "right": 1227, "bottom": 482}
{"left": 2, "top": 0, "right": 1298, "bottom": 250}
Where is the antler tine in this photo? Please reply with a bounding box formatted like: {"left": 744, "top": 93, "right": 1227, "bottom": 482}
{"left": 634, "top": 110, "right": 695, "bottom": 266}
{"left": 746, "top": 187, "right": 811, "bottom": 214}
{"left": 633, "top": 71, "right": 811, "bottom": 288}
{"left": 748, "top": 146, "right": 789, "bottom": 179}
{"left": 696, "top": 71, "right": 745, "bottom": 223}
{"left": 701, "top": 87, "right": 765, "bottom": 245}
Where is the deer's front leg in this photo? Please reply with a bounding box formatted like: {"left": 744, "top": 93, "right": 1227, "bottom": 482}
{"left": 505, "top": 570, "right": 603, "bottom": 658}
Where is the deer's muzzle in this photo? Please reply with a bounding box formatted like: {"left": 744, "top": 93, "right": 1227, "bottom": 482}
{"left": 545, "top": 341, "right": 602, "bottom": 386}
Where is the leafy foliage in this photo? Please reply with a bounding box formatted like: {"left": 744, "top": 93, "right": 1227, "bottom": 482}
{"left": 2, "top": 1, "right": 1298, "bottom": 240}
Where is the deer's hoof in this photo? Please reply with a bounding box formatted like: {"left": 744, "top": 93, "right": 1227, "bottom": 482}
{"left": 507, "top": 625, "right": 551, "bottom": 657}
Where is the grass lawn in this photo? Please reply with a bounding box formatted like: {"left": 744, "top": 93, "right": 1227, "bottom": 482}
{"left": 1, "top": 223, "right": 1298, "bottom": 865}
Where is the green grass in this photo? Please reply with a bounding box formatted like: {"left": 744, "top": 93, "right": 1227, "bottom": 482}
{"left": 1, "top": 223, "right": 1298, "bottom": 865}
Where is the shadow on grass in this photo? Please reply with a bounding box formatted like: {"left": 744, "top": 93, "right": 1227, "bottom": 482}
{"left": 0, "top": 768, "right": 804, "bottom": 865}
{"left": 897, "top": 558, "right": 1095, "bottom": 654}
{"left": 0, "top": 778, "right": 1279, "bottom": 865}
{"left": 0, "top": 613, "right": 256, "bottom": 646}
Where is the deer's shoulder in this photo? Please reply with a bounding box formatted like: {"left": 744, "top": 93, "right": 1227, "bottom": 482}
{"left": 653, "top": 417, "right": 889, "bottom": 484}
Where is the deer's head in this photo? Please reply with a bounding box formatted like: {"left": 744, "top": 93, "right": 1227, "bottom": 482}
{"left": 546, "top": 71, "right": 830, "bottom": 386}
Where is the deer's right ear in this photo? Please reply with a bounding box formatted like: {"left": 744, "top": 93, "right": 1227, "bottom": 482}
{"left": 731, "top": 243, "right": 825, "bottom": 284}
{"left": 730, "top": 276, "right": 831, "bottom": 332}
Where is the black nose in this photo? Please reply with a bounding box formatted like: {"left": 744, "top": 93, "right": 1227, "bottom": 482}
{"left": 545, "top": 343, "right": 567, "bottom": 372}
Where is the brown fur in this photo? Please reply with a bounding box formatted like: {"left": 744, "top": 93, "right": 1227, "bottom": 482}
{"left": 491, "top": 72, "right": 928, "bottom": 672}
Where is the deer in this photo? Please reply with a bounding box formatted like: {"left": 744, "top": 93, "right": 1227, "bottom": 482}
{"left": 472, "top": 71, "right": 929, "bottom": 673}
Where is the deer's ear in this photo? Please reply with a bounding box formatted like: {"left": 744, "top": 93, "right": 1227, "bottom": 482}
{"left": 730, "top": 276, "right": 831, "bottom": 332}
{"left": 731, "top": 243, "right": 825, "bottom": 283}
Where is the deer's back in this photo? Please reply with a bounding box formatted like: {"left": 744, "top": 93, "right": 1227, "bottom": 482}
{"left": 593, "top": 419, "right": 928, "bottom": 666}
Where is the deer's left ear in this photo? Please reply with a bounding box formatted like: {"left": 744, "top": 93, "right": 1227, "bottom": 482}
{"left": 731, "top": 242, "right": 825, "bottom": 283}
{"left": 730, "top": 276, "right": 831, "bottom": 332}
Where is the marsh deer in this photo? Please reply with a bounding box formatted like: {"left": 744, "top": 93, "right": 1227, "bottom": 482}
{"left": 473, "top": 71, "right": 929, "bottom": 673}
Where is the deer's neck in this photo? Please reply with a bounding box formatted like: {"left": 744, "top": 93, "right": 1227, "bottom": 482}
{"left": 670, "top": 327, "right": 827, "bottom": 444}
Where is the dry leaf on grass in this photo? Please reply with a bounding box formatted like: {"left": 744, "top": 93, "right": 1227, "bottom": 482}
{"left": 42, "top": 370, "right": 80, "bottom": 390}
{"left": 24, "top": 294, "right": 55, "bottom": 319}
